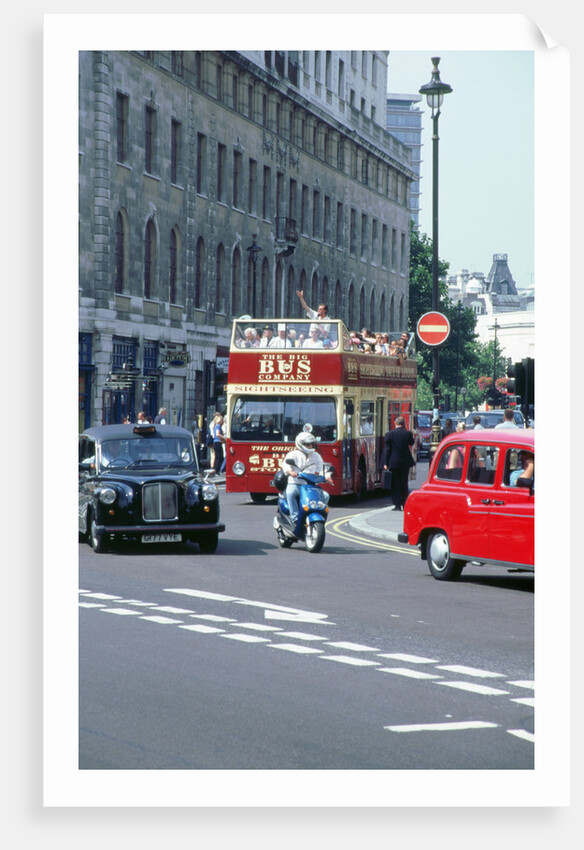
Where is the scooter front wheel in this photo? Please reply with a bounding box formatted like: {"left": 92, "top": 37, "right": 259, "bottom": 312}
{"left": 305, "top": 520, "right": 326, "bottom": 553}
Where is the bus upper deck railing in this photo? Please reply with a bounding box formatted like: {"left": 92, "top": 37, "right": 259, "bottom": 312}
{"left": 231, "top": 318, "right": 415, "bottom": 359}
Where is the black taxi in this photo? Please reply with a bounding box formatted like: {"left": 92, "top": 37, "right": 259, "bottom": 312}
{"left": 79, "top": 423, "right": 225, "bottom": 553}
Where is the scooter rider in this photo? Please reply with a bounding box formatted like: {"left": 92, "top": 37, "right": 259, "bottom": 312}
{"left": 282, "top": 431, "right": 333, "bottom": 526}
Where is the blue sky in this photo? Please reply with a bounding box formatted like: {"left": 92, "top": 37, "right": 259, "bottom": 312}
{"left": 386, "top": 51, "right": 534, "bottom": 291}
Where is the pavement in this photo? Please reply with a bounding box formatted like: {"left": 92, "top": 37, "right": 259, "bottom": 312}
{"left": 206, "top": 459, "right": 431, "bottom": 548}
{"left": 345, "top": 460, "right": 430, "bottom": 545}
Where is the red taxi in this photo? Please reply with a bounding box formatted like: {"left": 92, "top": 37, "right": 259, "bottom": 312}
{"left": 398, "top": 429, "right": 534, "bottom": 580}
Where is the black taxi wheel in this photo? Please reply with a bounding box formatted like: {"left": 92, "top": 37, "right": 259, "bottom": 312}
{"left": 89, "top": 515, "right": 107, "bottom": 554}
{"left": 198, "top": 532, "right": 219, "bottom": 554}
{"left": 250, "top": 492, "right": 267, "bottom": 504}
{"left": 427, "top": 531, "right": 463, "bottom": 581}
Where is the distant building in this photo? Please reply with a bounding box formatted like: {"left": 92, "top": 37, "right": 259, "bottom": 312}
{"left": 78, "top": 50, "right": 416, "bottom": 429}
{"left": 447, "top": 254, "right": 534, "bottom": 362}
{"left": 386, "top": 93, "right": 423, "bottom": 228}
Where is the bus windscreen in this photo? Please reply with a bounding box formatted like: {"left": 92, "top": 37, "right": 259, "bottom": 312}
{"left": 230, "top": 396, "right": 337, "bottom": 443}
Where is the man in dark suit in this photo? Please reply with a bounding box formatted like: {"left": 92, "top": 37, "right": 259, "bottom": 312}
{"left": 380, "top": 416, "right": 415, "bottom": 511}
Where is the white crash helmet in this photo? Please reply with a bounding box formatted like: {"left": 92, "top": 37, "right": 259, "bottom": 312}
{"left": 295, "top": 431, "right": 316, "bottom": 453}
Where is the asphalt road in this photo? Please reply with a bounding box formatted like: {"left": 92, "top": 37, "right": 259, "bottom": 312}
{"left": 79, "top": 487, "right": 534, "bottom": 771}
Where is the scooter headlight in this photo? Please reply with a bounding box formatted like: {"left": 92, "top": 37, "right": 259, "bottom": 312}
{"left": 309, "top": 499, "right": 327, "bottom": 510}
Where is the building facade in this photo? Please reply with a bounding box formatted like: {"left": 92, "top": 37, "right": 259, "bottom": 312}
{"left": 79, "top": 50, "right": 416, "bottom": 430}
{"left": 386, "top": 93, "right": 423, "bottom": 228}
{"left": 446, "top": 254, "right": 535, "bottom": 362}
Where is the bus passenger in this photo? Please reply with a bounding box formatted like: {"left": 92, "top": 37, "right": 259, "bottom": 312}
{"left": 302, "top": 327, "right": 324, "bottom": 348}
{"left": 296, "top": 289, "right": 333, "bottom": 336}
{"left": 259, "top": 325, "right": 276, "bottom": 348}
{"left": 272, "top": 324, "right": 287, "bottom": 348}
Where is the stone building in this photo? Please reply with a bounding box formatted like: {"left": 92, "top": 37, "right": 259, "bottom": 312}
{"left": 79, "top": 50, "right": 416, "bottom": 429}
{"left": 446, "top": 254, "right": 534, "bottom": 362}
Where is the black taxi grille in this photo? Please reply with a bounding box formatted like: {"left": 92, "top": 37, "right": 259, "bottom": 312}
{"left": 142, "top": 483, "right": 178, "bottom": 521}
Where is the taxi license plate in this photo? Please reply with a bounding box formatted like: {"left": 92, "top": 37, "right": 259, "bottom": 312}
{"left": 142, "top": 533, "right": 182, "bottom": 544}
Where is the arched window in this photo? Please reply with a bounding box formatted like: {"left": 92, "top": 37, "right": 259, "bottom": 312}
{"left": 347, "top": 281, "right": 355, "bottom": 330}
{"left": 311, "top": 270, "right": 318, "bottom": 307}
{"left": 216, "top": 243, "right": 225, "bottom": 313}
{"left": 169, "top": 228, "right": 178, "bottom": 304}
{"left": 195, "top": 237, "right": 205, "bottom": 309}
{"left": 322, "top": 276, "right": 329, "bottom": 310}
{"left": 232, "top": 247, "right": 241, "bottom": 317}
{"left": 115, "top": 211, "right": 127, "bottom": 294}
{"left": 286, "top": 266, "right": 295, "bottom": 316}
{"left": 335, "top": 280, "right": 342, "bottom": 319}
{"left": 144, "top": 218, "right": 156, "bottom": 300}
{"left": 389, "top": 294, "right": 395, "bottom": 331}
{"left": 275, "top": 258, "right": 283, "bottom": 316}
{"left": 380, "top": 292, "right": 386, "bottom": 329}
{"left": 398, "top": 296, "right": 405, "bottom": 330}
{"left": 260, "top": 257, "right": 270, "bottom": 317}
{"left": 359, "top": 285, "right": 366, "bottom": 330}
{"left": 369, "top": 290, "right": 376, "bottom": 329}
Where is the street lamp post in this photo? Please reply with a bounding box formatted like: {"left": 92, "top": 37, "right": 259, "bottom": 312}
{"left": 246, "top": 234, "right": 262, "bottom": 316}
{"left": 419, "top": 58, "right": 452, "bottom": 454}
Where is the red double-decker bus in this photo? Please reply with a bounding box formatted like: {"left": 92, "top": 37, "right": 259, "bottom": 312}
{"left": 224, "top": 318, "right": 417, "bottom": 501}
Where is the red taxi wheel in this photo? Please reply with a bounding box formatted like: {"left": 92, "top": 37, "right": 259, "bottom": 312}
{"left": 426, "top": 531, "right": 463, "bottom": 581}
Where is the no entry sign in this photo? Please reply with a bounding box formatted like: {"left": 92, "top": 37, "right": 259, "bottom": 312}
{"left": 416, "top": 311, "right": 451, "bottom": 347}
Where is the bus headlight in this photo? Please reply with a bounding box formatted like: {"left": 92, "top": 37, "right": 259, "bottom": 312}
{"left": 233, "top": 461, "right": 246, "bottom": 476}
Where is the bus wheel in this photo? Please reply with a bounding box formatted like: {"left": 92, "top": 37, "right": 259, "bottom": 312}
{"left": 250, "top": 492, "right": 267, "bottom": 504}
{"left": 354, "top": 458, "right": 367, "bottom": 501}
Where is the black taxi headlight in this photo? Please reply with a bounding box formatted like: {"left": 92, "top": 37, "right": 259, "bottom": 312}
{"left": 99, "top": 487, "right": 117, "bottom": 505}
{"left": 202, "top": 483, "right": 219, "bottom": 501}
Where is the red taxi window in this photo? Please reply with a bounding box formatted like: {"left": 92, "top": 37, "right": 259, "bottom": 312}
{"left": 467, "top": 445, "right": 499, "bottom": 486}
{"left": 435, "top": 444, "right": 465, "bottom": 482}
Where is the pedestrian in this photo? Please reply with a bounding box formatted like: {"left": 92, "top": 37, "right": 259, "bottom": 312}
{"left": 441, "top": 418, "right": 455, "bottom": 440}
{"left": 472, "top": 415, "right": 484, "bottom": 429}
{"left": 154, "top": 407, "right": 167, "bottom": 424}
{"left": 409, "top": 426, "right": 422, "bottom": 481}
{"left": 137, "top": 411, "right": 147, "bottom": 423}
{"left": 210, "top": 412, "right": 226, "bottom": 475}
{"left": 495, "top": 408, "right": 519, "bottom": 429}
{"left": 380, "top": 416, "right": 415, "bottom": 511}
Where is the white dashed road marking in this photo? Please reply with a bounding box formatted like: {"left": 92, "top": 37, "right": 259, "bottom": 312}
{"left": 437, "top": 681, "right": 510, "bottom": 696}
{"left": 377, "top": 667, "right": 443, "bottom": 680}
{"left": 436, "top": 665, "right": 503, "bottom": 678}
{"left": 385, "top": 721, "right": 499, "bottom": 733}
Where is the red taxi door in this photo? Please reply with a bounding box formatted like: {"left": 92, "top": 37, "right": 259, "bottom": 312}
{"left": 487, "top": 446, "right": 534, "bottom": 567}
{"left": 458, "top": 443, "right": 500, "bottom": 562}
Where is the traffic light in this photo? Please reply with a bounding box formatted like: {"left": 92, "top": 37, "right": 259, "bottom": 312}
{"left": 522, "top": 358, "right": 534, "bottom": 406}
{"left": 508, "top": 361, "right": 526, "bottom": 398}
{"left": 506, "top": 378, "right": 517, "bottom": 394}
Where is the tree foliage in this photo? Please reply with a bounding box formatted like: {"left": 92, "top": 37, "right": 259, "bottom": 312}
{"left": 408, "top": 223, "right": 507, "bottom": 412}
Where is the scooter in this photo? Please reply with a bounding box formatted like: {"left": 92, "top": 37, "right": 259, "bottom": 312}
{"left": 272, "top": 464, "right": 332, "bottom": 553}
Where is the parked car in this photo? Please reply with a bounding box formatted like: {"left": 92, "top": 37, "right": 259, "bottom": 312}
{"left": 414, "top": 410, "right": 433, "bottom": 460}
{"left": 415, "top": 410, "right": 464, "bottom": 460}
{"left": 398, "top": 429, "right": 534, "bottom": 580}
{"left": 79, "top": 422, "right": 225, "bottom": 553}
{"left": 465, "top": 409, "right": 525, "bottom": 429}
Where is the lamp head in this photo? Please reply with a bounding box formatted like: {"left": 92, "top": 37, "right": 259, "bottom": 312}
{"left": 419, "top": 57, "right": 452, "bottom": 116}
